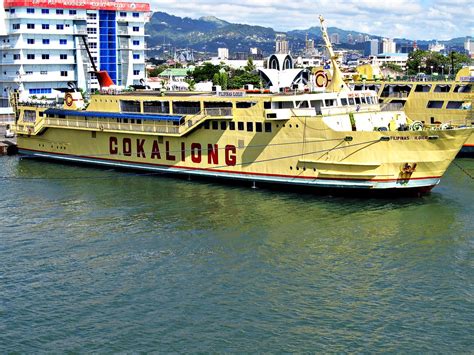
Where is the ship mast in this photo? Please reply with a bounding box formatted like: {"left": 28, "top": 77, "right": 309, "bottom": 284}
{"left": 319, "top": 15, "right": 349, "bottom": 93}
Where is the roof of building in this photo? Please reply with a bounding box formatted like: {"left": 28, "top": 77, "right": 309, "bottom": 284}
{"left": 159, "top": 68, "right": 192, "bottom": 77}
{"left": 377, "top": 53, "right": 409, "bottom": 58}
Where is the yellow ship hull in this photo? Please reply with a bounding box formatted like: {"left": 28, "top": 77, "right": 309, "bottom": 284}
{"left": 16, "top": 119, "right": 471, "bottom": 193}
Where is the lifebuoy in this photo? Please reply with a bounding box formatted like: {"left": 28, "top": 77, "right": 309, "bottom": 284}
{"left": 65, "top": 93, "right": 74, "bottom": 107}
{"left": 410, "top": 121, "right": 424, "bottom": 131}
{"left": 315, "top": 70, "right": 329, "bottom": 88}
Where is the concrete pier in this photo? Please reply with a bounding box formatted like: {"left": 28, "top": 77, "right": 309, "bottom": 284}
{"left": 0, "top": 124, "right": 18, "bottom": 156}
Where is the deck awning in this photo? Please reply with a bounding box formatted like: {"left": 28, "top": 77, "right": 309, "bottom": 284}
{"left": 44, "top": 108, "right": 184, "bottom": 123}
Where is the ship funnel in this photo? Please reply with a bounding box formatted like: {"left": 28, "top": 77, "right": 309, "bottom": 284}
{"left": 95, "top": 71, "right": 115, "bottom": 89}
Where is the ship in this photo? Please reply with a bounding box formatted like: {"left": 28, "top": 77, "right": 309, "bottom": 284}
{"left": 351, "top": 68, "right": 474, "bottom": 154}
{"left": 12, "top": 16, "right": 472, "bottom": 195}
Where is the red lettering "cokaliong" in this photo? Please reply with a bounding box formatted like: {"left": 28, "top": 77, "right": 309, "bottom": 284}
{"left": 109, "top": 137, "right": 237, "bottom": 166}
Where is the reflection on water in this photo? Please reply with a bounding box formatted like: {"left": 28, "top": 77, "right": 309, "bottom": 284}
{"left": 0, "top": 157, "right": 473, "bottom": 352}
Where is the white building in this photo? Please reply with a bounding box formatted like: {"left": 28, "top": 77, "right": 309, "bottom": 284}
{"left": 217, "top": 47, "right": 229, "bottom": 60}
{"left": 275, "top": 34, "right": 289, "bottom": 55}
{"left": 373, "top": 53, "right": 408, "bottom": 69}
{"left": 382, "top": 38, "right": 396, "bottom": 54}
{"left": 464, "top": 38, "right": 474, "bottom": 55}
{"left": 0, "top": 0, "right": 150, "bottom": 99}
{"left": 429, "top": 42, "right": 445, "bottom": 53}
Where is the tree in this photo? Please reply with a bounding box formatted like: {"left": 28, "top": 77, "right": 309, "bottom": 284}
{"left": 213, "top": 71, "right": 228, "bottom": 90}
{"left": 406, "top": 50, "right": 471, "bottom": 76}
{"left": 228, "top": 72, "right": 261, "bottom": 89}
{"left": 188, "top": 62, "right": 221, "bottom": 83}
{"left": 244, "top": 57, "right": 256, "bottom": 72}
{"left": 148, "top": 65, "right": 168, "bottom": 77}
{"left": 382, "top": 63, "right": 404, "bottom": 73}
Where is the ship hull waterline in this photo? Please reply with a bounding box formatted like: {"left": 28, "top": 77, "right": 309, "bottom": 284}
{"left": 16, "top": 126, "right": 471, "bottom": 196}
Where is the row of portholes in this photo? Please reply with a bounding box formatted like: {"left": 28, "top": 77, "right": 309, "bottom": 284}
{"left": 275, "top": 123, "right": 300, "bottom": 129}
{"left": 289, "top": 166, "right": 316, "bottom": 172}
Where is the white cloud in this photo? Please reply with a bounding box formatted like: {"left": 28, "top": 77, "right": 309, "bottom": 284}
{"left": 148, "top": 0, "right": 472, "bottom": 40}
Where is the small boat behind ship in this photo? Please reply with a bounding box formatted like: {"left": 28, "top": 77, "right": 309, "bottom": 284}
{"left": 12, "top": 16, "right": 472, "bottom": 195}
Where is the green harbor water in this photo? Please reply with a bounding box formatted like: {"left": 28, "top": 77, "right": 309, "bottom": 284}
{"left": 1, "top": 156, "right": 473, "bottom": 352}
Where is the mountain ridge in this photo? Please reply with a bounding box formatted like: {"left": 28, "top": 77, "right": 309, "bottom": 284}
{"left": 145, "top": 12, "right": 468, "bottom": 56}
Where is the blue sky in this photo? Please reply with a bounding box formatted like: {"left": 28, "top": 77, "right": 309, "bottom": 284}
{"left": 148, "top": 0, "right": 473, "bottom": 40}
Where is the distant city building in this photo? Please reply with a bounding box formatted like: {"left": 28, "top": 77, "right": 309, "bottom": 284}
{"left": 464, "top": 37, "right": 474, "bottom": 55}
{"left": 354, "top": 34, "right": 363, "bottom": 43}
{"left": 275, "top": 34, "right": 289, "bottom": 54}
{"left": 373, "top": 53, "right": 408, "bottom": 69}
{"left": 250, "top": 47, "right": 263, "bottom": 60}
{"left": 364, "top": 39, "right": 379, "bottom": 56}
{"left": 429, "top": 42, "right": 445, "bottom": 53}
{"left": 330, "top": 33, "right": 340, "bottom": 44}
{"left": 347, "top": 34, "right": 353, "bottom": 44}
{"left": 217, "top": 48, "right": 229, "bottom": 60}
{"left": 382, "top": 38, "right": 396, "bottom": 54}
{"left": 0, "top": 0, "right": 150, "bottom": 98}
{"left": 233, "top": 52, "right": 247, "bottom": 60}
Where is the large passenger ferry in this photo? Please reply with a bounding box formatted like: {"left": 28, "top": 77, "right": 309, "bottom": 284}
{"left": 12, "top": 17, "right": 472, "bottom": 194}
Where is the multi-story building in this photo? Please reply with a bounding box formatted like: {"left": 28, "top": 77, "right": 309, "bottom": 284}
{"left": 275, "top": 34, "right": 289, "bottom": 55}
{"left": 0, "top": 0, "right": 150, "bottom": 99}
{"left": 364, "top": 39, "right": 379, "bottom": 56}
{"left": 217, "top": 48, "right": 229, "bottom": 60}
{"left": 382, "top": 38, "right": 396, "bottom": 54}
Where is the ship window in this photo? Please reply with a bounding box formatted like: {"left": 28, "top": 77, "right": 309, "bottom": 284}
{"left": 324, "top": 99, "right": 336, "bottom": 106}
{"left": 340, "top": 98, "right": 348, "bottom": 106}
{"left": 354, "top": 97, "right": 361, "bottom": 105}
{"left": 212, "top": 121, "right": 218, "bottom": 130}
{"left": 266, "top": 113, "right": 277, "bottom": 119}
{"left": 220, "top": 121, "right": 227, "bottom": 130}
{"left": 264, "top": 102, "right": 271, "bottom": 109}
{"left": 348, "top": 98, "right": 355, "bottom": 105}
{"left": 296, "top": 101, "right": 309, "bottom": 108}
{"left": 276, "top": 101, "right": 294, "bottom": 109}
{"left": 229, "top": 122, "right": 235, "bottom": 130}
{"left": 203, "top": 121, "right": 210, "bottom": 129}
{"left": 247, "top": 122, "right": 253, "bottom": 132}
{"left": 238, "top": 122, "right": 244, "bottom": 131}
{"left": 24, "top": 110, "right": 36, "bottom": 122}
{"left": 236, "top": 101, "right": 257, "bottom": 109}
{"left": 173, "top": 101, "right": 200, "bottom": 115}
{"left": 265, "top": 122, "right": 272, "bottom": 132}
{"left": 427, "top": 100, "right": 444, "bottom": 109}
{"left": 91, "top": 131, "right": 96, "bottom": 138}
{"left": 144, "top": 101, "right": 170, "bottom": 114}
{"left": 446, "top": 101, "right": 464, "bottom": 109}
{"left": 123, "top": 119, "right": 129, "bottom": 123}
{"left": 360, "top": 97, "right": 367, "bottom": 104}
{"left": 120, "top": 100, "right": 140, "bottom": 113}
{"left": 204, "top": 101, "right": 232, "bottom": 116}
{"left": 137, "top": 119, "right": 142, "bottom": 124}
{"left": 434, "top": 84, "right": 451, "bottom": 92}
{"left": 454, "top": 84, "right": 471, "bottom": 93}
{"left": 415, "top": 84, "right": 431, "bottom": 92}
{"left": 256, "top": 122, "right": 262, "bottom": 132}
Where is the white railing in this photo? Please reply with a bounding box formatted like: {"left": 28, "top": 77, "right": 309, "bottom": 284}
{"left": 44, "top": 117, "right": 181, "bottom": 134}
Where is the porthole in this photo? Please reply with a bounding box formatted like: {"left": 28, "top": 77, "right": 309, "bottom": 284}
{"left": 290, "top": 166, "right": 293, "bottom": 170}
